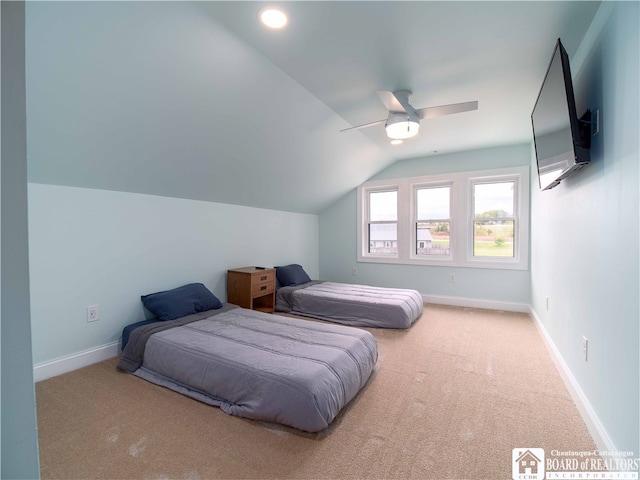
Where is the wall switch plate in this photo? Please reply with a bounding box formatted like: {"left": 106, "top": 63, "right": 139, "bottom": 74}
{"left": 582, "top": 336, "right": 588, "bottom": 361}
{"left": 545, "top": 296, "right": 550, "bottom": 311}
{"left": 87, "top": 305, "right": 100, "bottom": 322}
{"left": 352, "top": 267, "right": 358, "bottom": 276}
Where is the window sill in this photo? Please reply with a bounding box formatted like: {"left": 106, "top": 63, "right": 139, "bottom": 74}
{"left": 357, "top": 255, "right": 528, "bottom": 270}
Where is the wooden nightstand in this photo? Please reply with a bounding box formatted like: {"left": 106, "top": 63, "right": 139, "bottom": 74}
{"left": 227, "top": 267, "right": 276, "bottom": 313}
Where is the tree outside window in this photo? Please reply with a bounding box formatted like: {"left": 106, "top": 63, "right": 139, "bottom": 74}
{"left": 473, "top": 181, "right": 515, "bottom": 258}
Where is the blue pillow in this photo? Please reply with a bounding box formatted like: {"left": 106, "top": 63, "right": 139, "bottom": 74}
{"left": 141, "top": 283, "right": 222, "bottom": 321}
{"left": 275, "top": 264, "right": 312, "bottom": 287}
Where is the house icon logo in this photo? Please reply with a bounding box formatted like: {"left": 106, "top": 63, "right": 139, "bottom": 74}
{"left": 512, "top": 448, "right": 545, "bottom": 480}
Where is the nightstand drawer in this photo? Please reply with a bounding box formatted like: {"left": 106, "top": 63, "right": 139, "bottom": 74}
{"left": 252, "top": 280, "right": 274, "bottom": 297}
{"left": 251, "top": 271, "right": 274, "bottom": 285}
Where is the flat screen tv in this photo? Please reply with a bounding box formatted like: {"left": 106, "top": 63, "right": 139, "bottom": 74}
{"left": 532, "top": 38, "right": 591, "bottom": 191}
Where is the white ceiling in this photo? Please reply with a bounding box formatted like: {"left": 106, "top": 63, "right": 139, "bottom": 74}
{"left": 26, "top": 1, "right": 600, "bottom": 214}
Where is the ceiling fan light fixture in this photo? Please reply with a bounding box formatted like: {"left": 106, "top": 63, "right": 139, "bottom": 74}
{"left": 385, "top": 113, "right": 420, "bottom": 140}
{"left": 259, "top": 7, "right": 288, "bottom": 29}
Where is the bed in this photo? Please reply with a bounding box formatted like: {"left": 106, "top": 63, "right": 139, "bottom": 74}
{"left": 274, "top": 264, "right": 424, "bottom": 329}
{"left": 118, "top": 283, "right": 378, "bottom": 433}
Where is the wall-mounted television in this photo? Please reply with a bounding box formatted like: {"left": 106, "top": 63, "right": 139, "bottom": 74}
{"left": 531, "top": 38, "right": 591, "bottom": 191}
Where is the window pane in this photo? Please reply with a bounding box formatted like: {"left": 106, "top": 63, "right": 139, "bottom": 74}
{"left": 416, "top": 222, "right": 450, "bottom": 256}
{"left": 473, "top": 220, "right": 514, "bottom": 257}
{"left": 417, "top": 187, "right": 449, "bottom": 220}
{"left": 368, "top": 223, "right": 397, "bottom": 254}
{"left": 369, "top": 191, "right": 397, "bottom": 221}
{"left": 474, "top": 182, "right": 514, "bottom": 218}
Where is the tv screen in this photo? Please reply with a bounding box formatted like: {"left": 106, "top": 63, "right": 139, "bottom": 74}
{"left": 531, "top": 38, "right": 591, "bottom": 191}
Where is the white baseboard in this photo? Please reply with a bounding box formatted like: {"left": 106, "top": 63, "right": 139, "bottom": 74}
{"left": 33, "top": 341, "right": 119, "bottom": 382}
{"left": 426, "top": 295, "right": 614, "bottom": 453}
{"left": 529, "top": 307, "right": 615, "bottom": 453}
{"left": 31, "top": 296, "right": 523, "bottom": 382}
{"left": 31, "top": 301, "right": 614, "bottom": 457}
{"left": 423, "top": 294, "right": 530, "bottom": 313}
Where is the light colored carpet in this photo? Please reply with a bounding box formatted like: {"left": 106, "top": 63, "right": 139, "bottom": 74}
{"left": 36, "top": 304, "right": 596, "bottom": 479}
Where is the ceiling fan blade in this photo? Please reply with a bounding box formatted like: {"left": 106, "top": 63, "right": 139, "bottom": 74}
{"left": 377, "top": 91, "right": 406, "bottom": 113}
{"left": 416, "top": 101, "right": 478, "bottom": 120}
{"left": 340, "top": 118, "right": 386, "bottom": 132}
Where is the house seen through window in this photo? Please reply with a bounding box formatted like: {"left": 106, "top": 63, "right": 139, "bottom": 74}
{"left": 416, "top": 186, "right": 451, "bottom": 257}
{"left": 368, "top": 190, "right": 398, "bottom": 255}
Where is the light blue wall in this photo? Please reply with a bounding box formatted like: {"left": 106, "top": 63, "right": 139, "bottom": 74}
{"left": 530, "top": 2, "right": 639, "bottom": 454}
{"left": 1, "top": 2, "right": 41, "bottom": 478}
{"left": 25, "top": 1, "right": 389, "bottom": 215}
{"left": 319, "top": 144, "right": 532, "bottom": 306}
{"left": 28, "top": 184, "right": 318, "bottom": 365}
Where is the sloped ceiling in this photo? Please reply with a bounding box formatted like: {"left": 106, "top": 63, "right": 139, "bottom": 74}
{"left": 25, "top": 1, "right": 600, "bottom": 214}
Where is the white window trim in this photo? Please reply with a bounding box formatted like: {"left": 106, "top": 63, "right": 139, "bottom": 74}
{"left": 409, "top": 180, "right": 454, "bottom": 263}
{"left": 358, "top": 183, "right": 400, "bottom": 261}
{"left": 357, "top": 166, "right": 530, "bottom": 270}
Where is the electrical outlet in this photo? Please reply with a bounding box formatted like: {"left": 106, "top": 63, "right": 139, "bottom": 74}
{"left": 582, "top": 336, "right": 588, "bottom": 361}
{"left": 87, "top": 305, "right": 100, "bottom": 323}
{"left": 449, "top": 274, "right": 456, "bottom": 284}
{"left": 352, "top": 267, "right": 358, "bottom": 276}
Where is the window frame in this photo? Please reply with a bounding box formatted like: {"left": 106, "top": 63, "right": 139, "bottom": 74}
{"left": 360, "top": 185, "right": 400, "bottom": 260}
{"left": 410, "top": 181, "right": 454, "bottom": 263}
{"left": 467, "top": 173, "right": 525, "bottom": 266}
{"left": 356, "top": 166, "right": 529, "bottom": 270}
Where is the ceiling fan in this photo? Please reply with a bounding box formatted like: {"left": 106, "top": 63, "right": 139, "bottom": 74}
{"left": 340, "top": 90, "right": 478, "bottom": 144}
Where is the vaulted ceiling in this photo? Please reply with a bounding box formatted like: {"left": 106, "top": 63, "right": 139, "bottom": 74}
{"left": 26, "top": 1, "right": 600, "bottom": 214}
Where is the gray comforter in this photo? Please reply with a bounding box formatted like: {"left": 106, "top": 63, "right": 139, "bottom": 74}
{"left": 276, "top": 281, "right": 423, "bottom": 329}
{"left": 118, "top": 305, "right": 377, "bottom": 432}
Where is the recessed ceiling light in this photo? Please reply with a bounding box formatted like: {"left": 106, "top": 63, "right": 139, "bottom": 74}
{"left": 390, "top": 139, "right": 404, "bottom": 145}
{"left": 259, "top": 7, "right": 288, "bottom": 29}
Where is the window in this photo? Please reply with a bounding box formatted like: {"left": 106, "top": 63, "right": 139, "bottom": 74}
{"left": 472, "top": 181, "right": 515, "bottom": 258}
{"left": 367, "top": 189, "right": 398, "bottom": 256}
{"left": 414, "top": 185, "right": 451, "bottom": 258}
{"left": 357, "top": 167, "right": 529, "bottom": 270}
